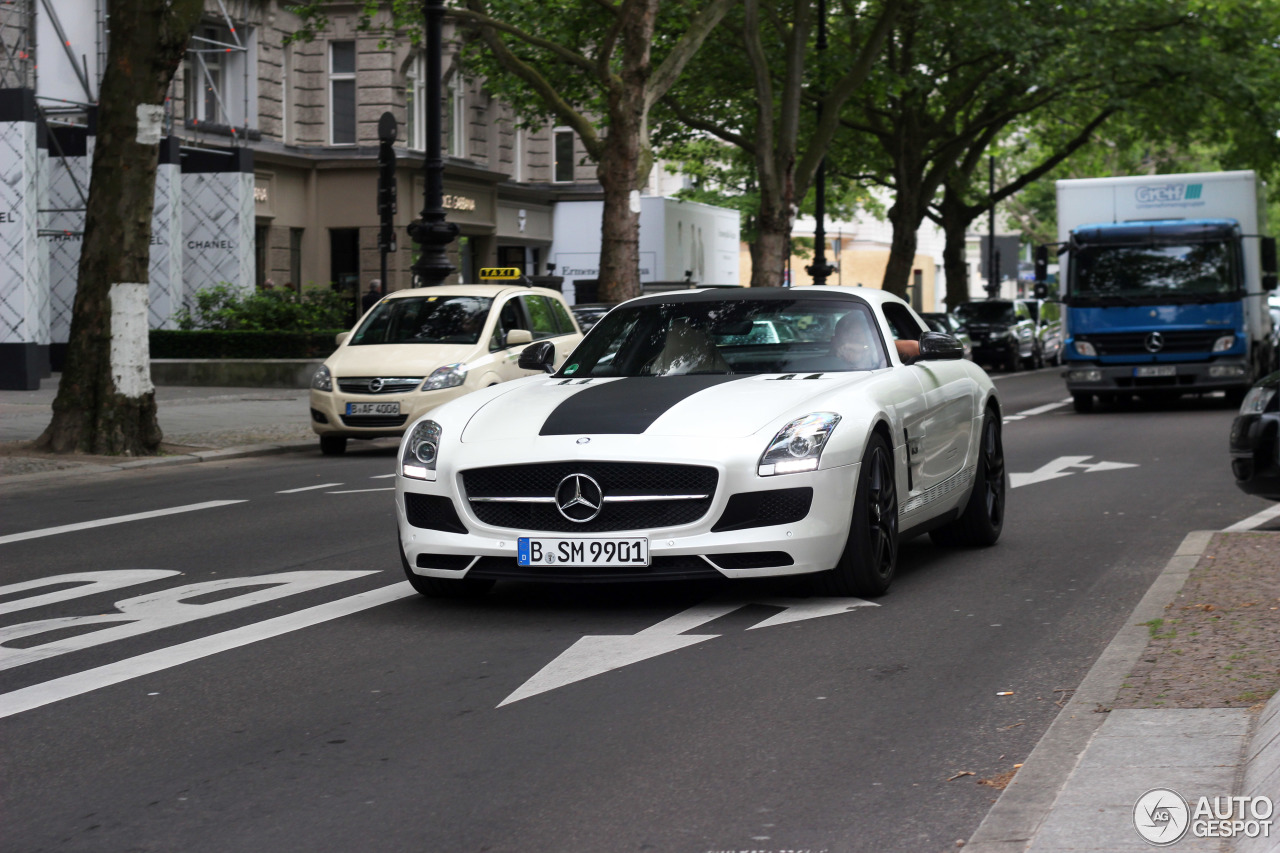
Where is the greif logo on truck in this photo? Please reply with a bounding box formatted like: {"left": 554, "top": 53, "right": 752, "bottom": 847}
{"left": 1135, "top": 183, "right": 1205, "bottom": 208}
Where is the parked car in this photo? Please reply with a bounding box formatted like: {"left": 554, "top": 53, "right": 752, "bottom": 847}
{"left": 953, "top": 299, "right": 1038, "bottom": 371}
{"left": 1026, "top": 299, "right": 1064, "bottom": 367}
{"left": 395, "top": 286, "right": 1005, "bottom": 599}
{"left": 310, "top": 284, "right": 582, "bottom": 455}
{"left": 570, "top": 302, "right": 615, "bottom": 333}
{"left": 920, "top": 312, "right": 973, "bottom": 360}
{"left": 1229, "top": 369, "right": 1280, "bottom": 500}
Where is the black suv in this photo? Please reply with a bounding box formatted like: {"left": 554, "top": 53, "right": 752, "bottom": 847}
{"left": 953, "top": 299, "right": 1038, "bottom": 371}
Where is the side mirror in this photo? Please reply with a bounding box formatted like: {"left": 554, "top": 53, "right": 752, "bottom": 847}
{"left": 917, "top": 331, "right": 965, "bottom": 361}
{"left": 1262, "top": 236, "right": 1277, "bottom": 275}
{"left": 334, "top": 331, "right": 350, "bottom": 347}
{"left": 517, "top": 340, "right": 556, "bottom": 373}
{"left": 505, "top": 329, "right": 533, "bottom": 347}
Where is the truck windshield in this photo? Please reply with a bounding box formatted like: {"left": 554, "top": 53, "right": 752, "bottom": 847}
{"left": 1072, "top": 240, "right": 1240, "bottom": 302}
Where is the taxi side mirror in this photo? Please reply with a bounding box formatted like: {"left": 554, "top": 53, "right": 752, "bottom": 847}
{"left": 505, "top": 329, "right": 533, "bottom": 347}
{"left": 335, "top": 331, "right": 350, "bottom": 347}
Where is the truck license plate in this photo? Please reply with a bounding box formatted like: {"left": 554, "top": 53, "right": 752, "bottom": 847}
{"left": 517, "top": 537, "right": 650, "bottom": 567}
{"left": 346, "top": 402, "right": 401, "bottom": 415}
{"left": 1133, "top": 366, "right": 1176, "bottom": 378}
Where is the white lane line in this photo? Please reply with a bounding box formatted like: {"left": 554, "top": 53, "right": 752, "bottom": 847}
{"left": 0, "top": 582, "right": 416, "bottom": 719}
{"left": 0, "top": 501, "right": 247, "bottom": 546}
{"left": 1223, "top": 504, "right": 1280, "bottom": 532}
{"left": 326, "top": 488, "right": 395, "bottom": 494}
{"left": 370, "top": 474, "right": 396, "bottom": 479}
{"left": 277, "top": 483, "right": 343, "bottom": 494}
{"left": 1017, "top": 398, "right": 1072, "bottom": 417}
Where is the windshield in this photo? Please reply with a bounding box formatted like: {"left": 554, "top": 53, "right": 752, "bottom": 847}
{"left": 954, "top": 302, "right": 1015, "bottom": 324}
{"left": 1071, "top": 240, "right": 1241, "bottom": 302}
{"left": 560, "top": 298, "right": 889, "bottom": 378}
{"left": 348, "top": 295, "right": 493, "bottom": 345}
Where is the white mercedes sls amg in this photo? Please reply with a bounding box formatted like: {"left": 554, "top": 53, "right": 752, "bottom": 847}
{"left": 395, "top": 286, "right": 1005, "bottom": 597}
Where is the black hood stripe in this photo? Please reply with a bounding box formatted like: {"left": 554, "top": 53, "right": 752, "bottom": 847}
{"left": 539, "top": 375, "right": 744, "bottom": 435}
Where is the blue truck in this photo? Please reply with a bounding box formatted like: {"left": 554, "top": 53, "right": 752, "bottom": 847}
{"left": 1037, "top": 171, "right": 1277, "bottom": 412}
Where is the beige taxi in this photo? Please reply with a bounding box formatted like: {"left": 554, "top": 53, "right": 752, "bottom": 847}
{"left": 309, "top": 282, "right": 582, "bottom": 454}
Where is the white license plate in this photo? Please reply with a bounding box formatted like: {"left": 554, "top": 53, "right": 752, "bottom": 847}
{"left": 1134, "top": 366, "right": 1176, "bottom": 378}
{"left": 517, "top": 537, "right": 650, "bottom": 567}
{"left": 346, "top": 402, "right": 401, "bottom": 415}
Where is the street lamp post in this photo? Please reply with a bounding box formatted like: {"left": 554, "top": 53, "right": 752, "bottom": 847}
{"left": 805, "top": 0, "right": 836, "bottom": 287}
{"left": 407, "top": 0, "right": 459, "bottom": 286}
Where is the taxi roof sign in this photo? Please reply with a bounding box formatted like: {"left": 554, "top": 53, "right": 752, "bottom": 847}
{"left": 478, "top": 267, "right": 523, "bottom": 280}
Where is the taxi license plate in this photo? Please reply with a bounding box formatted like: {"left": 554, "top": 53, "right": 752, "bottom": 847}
{"left": 346, "top": 402, "right": 401, "bottom": 415}
{"left": 1133, "top": 366, "right": 1176, "bottom": 378}
{"left": 517, "top": 537, "right": 650, "bottom": 567}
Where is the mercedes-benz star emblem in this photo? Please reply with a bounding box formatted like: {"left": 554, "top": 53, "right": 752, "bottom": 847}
{"left": 369, "top": 378, "right": 385, "bottom": 393}
{"left": 555, "top": 473, "right": 603, "bottom": 523}
{"left": 1145, "top": 332, "right": 1165, "bottom": 353}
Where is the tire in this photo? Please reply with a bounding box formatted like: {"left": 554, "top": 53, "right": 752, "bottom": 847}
{"left": 400, "top": 543, "right": 494, "bottom": 598}
{"left": 1072, "top": 393, "right": 1093, "bottom": 413}
{"left": 930, "top": 410, "right": 1006, "bottom": 547}
{"left": 320, "top": 435, "right": 347, "bottom": 455}
{"left": 816, "top": 432, "right": 898, "bottom": 597}
{"left": 1005, "top": 348, "right": 1019, "bottom": 373}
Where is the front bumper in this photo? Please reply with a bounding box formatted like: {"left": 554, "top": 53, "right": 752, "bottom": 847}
{"left": 1064, "top": 359, "right": 1252, "bottom": 394}
{"left": 396, "top": 435, "right": 858, "bottom": 583}
{"left": 1230, "top": 412, "right": 1280, "bottom": 500}
{"left": 310, "top": 386, "right": 472, "bottom": 439}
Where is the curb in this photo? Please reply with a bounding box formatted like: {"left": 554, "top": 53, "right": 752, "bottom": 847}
{"left": 0, "top": 440, "right": 317, "bottom": 486}
{"left": 965, "top": 530, "right": 1215, "bottom": 851}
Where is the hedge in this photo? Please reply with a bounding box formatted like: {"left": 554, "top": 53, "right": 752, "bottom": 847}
{"left": 150, "top": 329, "right": 347, "bottom": 359}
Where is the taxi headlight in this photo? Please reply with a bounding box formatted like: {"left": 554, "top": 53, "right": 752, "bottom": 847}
{"left": 312, "top": 364, "right": 333, "bottom": 391}
{"left": 402, "top": 420, "right": 442, "bottom": 480}
{"left": 1075, "top": 340, "right": 1097, "bottom": 357}
{"left": 1212, "top": 334, "right": 1236, "bottom": 353}
{"left": 423, "top": 364, "right": 467, "bottom": 391}
{"left": 759, "top": 413, "right": 841, "bottom": 476}
{"left": 1240, "top": 386, "right": 1277, "bottom": 415}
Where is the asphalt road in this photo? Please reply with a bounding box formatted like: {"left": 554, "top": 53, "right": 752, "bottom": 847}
{"left": 0, "top": 368, "right": 1272, "bottom": 853}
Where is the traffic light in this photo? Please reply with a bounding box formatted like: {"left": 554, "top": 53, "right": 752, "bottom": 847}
{"left": 377, "top": 112, "right": 397, "bottom": 220}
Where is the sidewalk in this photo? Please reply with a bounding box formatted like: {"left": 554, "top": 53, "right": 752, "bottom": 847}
{"left": 1, "top": 379, "right": 1278, "bottom": 851}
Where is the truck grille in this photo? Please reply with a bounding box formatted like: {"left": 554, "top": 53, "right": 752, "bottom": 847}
{"left": 461, "top": 462, "right": 718, "bottom": 532}
{"left": 1075, "top": 330, "right": 1224, "bottom": 355}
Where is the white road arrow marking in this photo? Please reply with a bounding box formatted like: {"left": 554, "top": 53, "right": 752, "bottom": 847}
{"left": 499, "top": 597, "right": 875, "bottom": 706}
{"left": 1010, "top": 455, "right": 1139, "bottom": 489}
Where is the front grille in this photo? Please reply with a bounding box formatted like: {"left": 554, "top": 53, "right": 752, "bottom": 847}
{"left": 712, "top": 488, "right": 813, "bottom": 532}
{"left": 1076, "top": 331, "right": 1223, "bottom": 355}
{"left": 404, "top": 493, "right": 468, "bottom": 534}
{"left": 466, "top": 554, "right": 721, "bottom": 583}
{"left": 340, "top": 414, "right": 409, "bottom": 428}
{"left": 462, "top": 462, "right": 718, "bottom": 532}
{"left": 337, "top": 377, "right": 423, "bottom": 394}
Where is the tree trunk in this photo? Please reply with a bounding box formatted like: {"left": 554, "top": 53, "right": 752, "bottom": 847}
{"left": 596, "top": 135, "right": 644, "bottom": 304}
{"left": 751, "top": 185, "right": 793, "bottom": 288}
{"left": 882, "top": 195, "right": 924, "bottom": 300}
{"left": 937, "top": 188, "right": 974, "bottom": 311}
{"left": 36, "top": 0, "right": 201, "bottom": 455}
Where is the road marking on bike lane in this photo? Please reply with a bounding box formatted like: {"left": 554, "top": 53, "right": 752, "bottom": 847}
{"left": 1003, "top": 398, "right": 1072, "bottom": 423}
{"left": 0, "top": 500, "right": 246, "bottom": 546}
{"left": 1224, "top": 503, "right": 1280, "bottom": 532}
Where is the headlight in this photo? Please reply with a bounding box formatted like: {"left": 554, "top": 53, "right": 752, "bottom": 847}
{"left": 1239, "top": 386, "right": 1277, "bottom": 415}
{"left": 1212, "top": 334, "right": 1236, "bottom": 353}
{"left": 402, "top": 420, "right": 442, "bottom": 480}
{"left": 422, "top": 364, "right": 467, "bottom": 391}
{"left": 312, "top": 364, "right": 332, "bottom": 391}
{"left": 759, "top": 413, "right": 841, "bottom": 476}
{"left": 989, "top": 329, "right": 1011, "bottom": 340}
{"left": 1075, "top": 340, "right": 1097, "bottom": 357}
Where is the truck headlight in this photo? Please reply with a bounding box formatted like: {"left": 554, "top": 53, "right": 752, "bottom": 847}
{"left": 1075, "top": 340, "right": 1097, "bottom": 357}
{"left": 1240, "top": 386, "right": 1277, "bottom": 415}
{"left": 759, "top": 413, "right": 841, "bottom": 476}
{"left": 1212, "top": 334, "right": 1236, "bottom": 353}
{"left": 312, "top": 364, "right": 333, "bottom": 391}
{"left": 422, "top": 364, "right": 467, "bottom": 391}
{"left": 402, "top": 420, "right": 442, "bottom": 480}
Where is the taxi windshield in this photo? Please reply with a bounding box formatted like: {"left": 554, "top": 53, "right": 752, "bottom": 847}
{"left": 349, "top": 295, "right": 493, "bottom": 345}
{"left": 560, "top": 298, "right": 888, "bottom": 378}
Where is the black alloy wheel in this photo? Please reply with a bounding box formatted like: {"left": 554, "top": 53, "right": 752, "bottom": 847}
{"left": 930, "top": 409, "right": 1006, "bottom": 547}
{"left": 818, "top": 432, "right": 899, "bottom": 597}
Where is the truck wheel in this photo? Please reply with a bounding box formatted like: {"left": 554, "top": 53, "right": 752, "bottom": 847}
{"left": 1072, "top": 393, "right": 1094, "bottom": 413}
